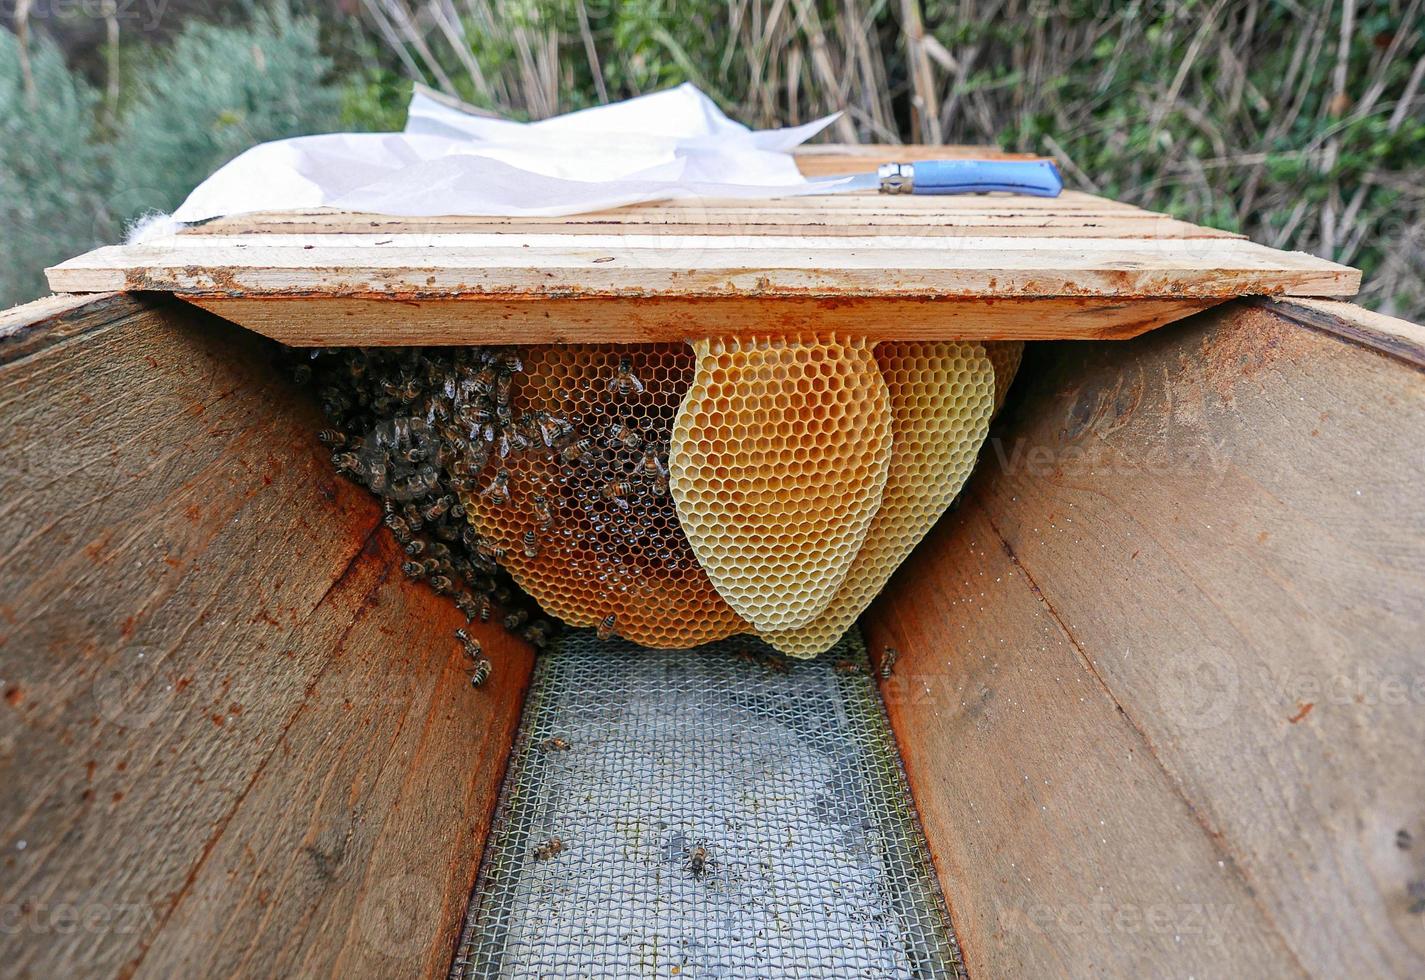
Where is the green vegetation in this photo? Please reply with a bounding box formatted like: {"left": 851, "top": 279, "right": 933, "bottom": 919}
{"left": 4, "top": 0, "right": 1423, "bottom": 316}
{"left": 0, "top": 30, "right": 108, "bottom": 309}
{"left": 111, "top": 5, "right": 341, "bottom": 218}
{"left": 0, "top": 3, "right": 339, "bottom": 308}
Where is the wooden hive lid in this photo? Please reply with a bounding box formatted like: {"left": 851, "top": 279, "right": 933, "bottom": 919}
{"left": 45, "top": 145, "right": 1361, "bottom": 345}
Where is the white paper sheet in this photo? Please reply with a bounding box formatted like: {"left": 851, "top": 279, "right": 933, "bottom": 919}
{"left": 164, "top": 84, "right": 847, "bottom": 226}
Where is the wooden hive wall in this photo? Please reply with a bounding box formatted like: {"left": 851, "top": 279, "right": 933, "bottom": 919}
{"left": 865, "top": 298, "right": 1425, "bottom": 978}
{"left": 0, "top": 295, "right": 532, "bottom": 978}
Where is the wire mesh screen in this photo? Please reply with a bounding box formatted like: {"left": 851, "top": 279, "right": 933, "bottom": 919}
{"left": 451, "top": 629, "right": 963, "bottom": 979}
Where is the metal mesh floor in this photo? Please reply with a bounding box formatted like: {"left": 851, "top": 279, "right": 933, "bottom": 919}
{"left": 451, "top": 630, "right": 962, "bottom": 979}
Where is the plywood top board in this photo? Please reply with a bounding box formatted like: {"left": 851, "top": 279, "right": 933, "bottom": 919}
{"left": 46, "top": 145, "right": 1360, "bottom": 345}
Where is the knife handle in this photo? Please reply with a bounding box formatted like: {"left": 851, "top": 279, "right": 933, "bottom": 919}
{"left": 881, "top": 160, "right": 1063, "bottom": 197}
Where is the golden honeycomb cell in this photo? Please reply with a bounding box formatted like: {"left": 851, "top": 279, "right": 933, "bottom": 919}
{"left": 985, "top": 340, "right": 1024, "bottom": 416}
{"left": 669, "top": 334, "right": 893, "bottom": 632}
{"left": 461, "top": 344, "right": 749, "bottom": 648}
{"left": 762, "top": 343, "right": 995, "bottom": 658}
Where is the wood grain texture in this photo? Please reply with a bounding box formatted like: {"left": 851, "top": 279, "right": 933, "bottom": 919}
{"left": 46, "top": 233, "right": 1359, "bottom": 303}
{"left": 183, "top": 295, "right": 1221, "bottom": 346}
{"left": 1265, "top": 296, "right": 1425, "bottom": 370}
{"left": 0, "top": 294, "right": 532, "bottom": 978}
{"left": 866, "top": 298, "right": 1425, "bottom": 978}
{"left": 790, "top": 143, "right": 1041, "bottom": 172}
{"left": 41, "top": 143, "right": 1358, "bottom": 350}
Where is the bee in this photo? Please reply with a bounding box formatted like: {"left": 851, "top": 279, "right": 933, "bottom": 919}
{"left": 456, "top": 628, "right": 492, "bottom": 688}
{"left": 558, "top": 437, "right": 594, "bottom": 464}
{"left": 467, "top": 657, "right": 492, "bottom": 688}
{"left": 400, "top": 560, "right": 424, "bottom": 579}
{"left": 601, "top": 480, "right": 632, "bottom": 511}
{"left": 685, "top": 843, "right": 711, "bottom": 878}
{"left": 454, "top": 591, "right": 489, "bottom": 622}
{"left": 640, "top": 446, "right": 669, "bottom": 478}
{"left": 525, "top": 411, "right": 572, "bottom": 449}
{"left": 521, "top": 620, "right": 554, "bottom": 649}
{"left": 533, "top": 837, "right": 564, "bottom": 861}
{"left": 480, "top": 470, "right": 511, "bottom": 506}
{"left": 531, "top": 494, "right": 555, "bottom": 530}
{"left": 608, "top": 423, "right": 642, "bottom": 451}
{"left": 880, "top": 645, "right": 900, "bottom": 679}
{"left": 504, "top": 608, "right": 530, "bottom": 630}
{"left": 421, "top": 495, "right": 452, "bottom": 522}
{"left": 608, "top": 356, "right": 645, "bottom": 396}
{"left": 467, "top": 365, "right": 497, "bottom": 399}
{"left": 331, "top": 450, "right": 363, "bottom": 474}
{"left": 366, "top": 465, "right": 390, "bottom": 493}
{"left": 597, "top": 613, "right": 617, "bottom": 641}
{"left": 471, "top": 593, "right": 495, "bottom": 622}
{"left": 428, "top": 574, "right": 454, "bottom": 594}
{"left": 384, "top": 513, "right": 413, "bottom": 544}
{"left": 541, "top": 737, "right": 571, "bottom": 752}
{"left": 833, "top": 659, "right": 866, "bottom": 676}
{"left": 522, "top": 529, "right": 540, "bottom": 559}
{"left": 317, "top": 428, "right": 347, "bottom": 448}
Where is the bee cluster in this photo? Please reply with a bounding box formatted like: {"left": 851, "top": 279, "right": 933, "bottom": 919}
{"left": 457, "top": 344, "right": 744, "bottom": 649}
{"left": 292, "top": 345, "right": 577, "bottom": 685}
{"left": 288, "top": 343, "right": 696, "bottom": 676}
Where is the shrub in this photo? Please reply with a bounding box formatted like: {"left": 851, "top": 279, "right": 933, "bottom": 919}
{"left": 0, "top": 29, "right": 110, "bottom": 309}
{"left": 109, "top": 3, "right": 342, "bottom": 227}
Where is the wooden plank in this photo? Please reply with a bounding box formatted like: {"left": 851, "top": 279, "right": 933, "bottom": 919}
{"left": 184, "top": 295, "right": 1219, "bottom": 345}
{"left": 870, "top": 298, "right": 1425, "bottom": 976}
{"left": 46, "top": 234, "right": 1359, "bottom": 301}
{"left": 184, "top": 212, "right": 1229, "bottom": 240}
{"left": 864, "top": 505, "right": 1298, "bottom": 977}
{"left": 0, "top": 294, "right": 532, "bottom": 977}
{"left": 791, "top": 143, "right": 1041, "bottom": 173}
{"left": 1265, "top": 296, "right": 1425, "bottom": 370}
{"left": 0, "top": 292, "right": 125, "bottom": 365}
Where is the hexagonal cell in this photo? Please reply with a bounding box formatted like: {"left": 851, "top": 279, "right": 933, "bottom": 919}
{"left": 669, "top": 335, "right": 893, "bottom": 633}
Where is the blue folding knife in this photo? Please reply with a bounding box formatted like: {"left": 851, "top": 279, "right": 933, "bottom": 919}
{"left": 830, "top": 159, "right": 1063, "bottom": 197}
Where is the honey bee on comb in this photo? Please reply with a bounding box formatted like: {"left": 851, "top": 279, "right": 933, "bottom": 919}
{"left": 291, "top": 345, "right": 553, "bottom": 661}
{"left": 608, "top": 356, "right": 645, "bottom": 396}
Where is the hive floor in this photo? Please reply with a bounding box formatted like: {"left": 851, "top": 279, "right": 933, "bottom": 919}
{"left": 451, "top": 630, "right": 962, "bottom": 979}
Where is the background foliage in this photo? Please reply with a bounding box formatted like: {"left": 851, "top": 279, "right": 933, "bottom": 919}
{"left": 3, "top": 0, "right": 1423, "bottom": 315}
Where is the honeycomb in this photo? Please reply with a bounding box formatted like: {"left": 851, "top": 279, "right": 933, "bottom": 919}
{"left": 986, "top": 340, "right": 1025, "bottom": 415}
{"left": 669, "top": 335, "right": 894, "bottom": 632}
{"left": 460, "top": 344, "right": 749, "bottom": 648}
{"left": 761, "top": 342, "right": 995, "bottom": 657}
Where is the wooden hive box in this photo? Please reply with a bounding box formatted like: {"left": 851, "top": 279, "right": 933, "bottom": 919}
{"left": 3, "top": 147, "right": 1422, "bottom": 978}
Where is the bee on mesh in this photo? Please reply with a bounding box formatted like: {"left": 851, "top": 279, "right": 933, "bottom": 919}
{"left": 684, "top": 842, "right": 712, "bottom": 879}
{"left": 532, "top": 837, "right": 564, "bottom": 861}
{"left": 597, "top": 613, "right": 618, "bottom": 641}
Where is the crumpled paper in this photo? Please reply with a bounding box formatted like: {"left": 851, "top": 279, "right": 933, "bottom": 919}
{"left": 163, "top": 84, "right": 846, "bottom": 226}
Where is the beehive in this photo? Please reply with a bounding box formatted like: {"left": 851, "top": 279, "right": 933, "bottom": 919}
{"left": 668, "top": 335, "right": 894, "bottom": 632}
{"left": 761, "top": 342, "right": 995, "bottom": 657}
{"left": 461, "top": 344, "right": 749, "bottom": 648}
{"left": 987, "top": 341, "right": 1025, "bottom": 415}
